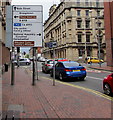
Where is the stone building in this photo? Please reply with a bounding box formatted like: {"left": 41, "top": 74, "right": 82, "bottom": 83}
{"left": 43, "top": 1, "right": 105, "bottom": 61}
{"left": 0, "top": 0, "right": 11, "bottom": 73}
{"left": 104, "top": 2, "right": 113, "bottom": 67}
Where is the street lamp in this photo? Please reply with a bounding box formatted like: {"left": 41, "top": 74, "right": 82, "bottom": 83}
{"left": 84, "top": 9, "right": 92, "bottom": 62}
{"left": 96, "top": 9, "right": 102, "bottom": 67}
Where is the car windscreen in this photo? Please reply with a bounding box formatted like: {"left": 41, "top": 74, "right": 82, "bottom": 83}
{"left": 19, "top": 59, "right": 27, "bottom": 61}
{"left": 63, "top": 62, "right": 80, "bottom": 67}
{"left": 48, "top": 61, "right": 57, "bottom": 64}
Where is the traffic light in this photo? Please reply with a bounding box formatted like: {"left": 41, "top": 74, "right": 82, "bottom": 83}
{"left": 23, "top": 51, "right": 26, "bottom": 55}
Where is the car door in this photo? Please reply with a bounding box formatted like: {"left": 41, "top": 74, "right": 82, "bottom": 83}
{"left": 55, "top": 63, "right": 65, "bottom": 77}
{"left": 55, "top": 63, "right": 60, "bottom": 77}
{"left": 94, "top": 58, "right": 99, "bottom": 63}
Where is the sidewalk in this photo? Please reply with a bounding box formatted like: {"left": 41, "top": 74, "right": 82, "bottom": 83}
{"left": 87, "top": 63, "right": 113, "bottom": 72}
{"left": 2, "top": 67, "right": 112, "bottom": 119}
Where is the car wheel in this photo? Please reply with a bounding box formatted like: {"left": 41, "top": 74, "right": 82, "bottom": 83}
{"left": 42, "top": 68, "right": 45, "bottom": 73}
{"left": 50, "top": 70, "right": 53, "bottom": 77}
{"left": 59, "top": 73, "right": 64, "bottom": 81}
{"left": 103, "top": 83, "right": 112, "bottom": 95}
{"left": 26, "top": 62, "right": 29, "bottom": 65}
{"left": 81, "top": 77, "right": 85, "bottom": 81}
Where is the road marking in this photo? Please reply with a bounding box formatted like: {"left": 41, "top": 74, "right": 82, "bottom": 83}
{"left": 86, "top": 76, "right": 103, "bottom": 81}
{"left": 41, "top": 76, "right": 113, "bottom": 101}
{"left": 86, "top": 70, "right": 102, "bottom": 73}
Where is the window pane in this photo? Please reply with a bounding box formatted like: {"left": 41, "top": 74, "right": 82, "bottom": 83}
{"left": 78, "top": 49, "right": 83, "bottom": 57}
{"left": 86, "top": 20, "right": 90, "bottom": 28}
{"left": 86, "top": 10, "right": 89, "bottom": 16}
{"left": 77, "top": 20, "right": 81, "bottom": 28}
{"left": 86, "top": 34, "right": 90, "bottom": 42}
{"left": 78, "top": 34, "right": 82, "bottom": 42}
{"left": 77, "top": 10, "right": 80, "bottom": 16}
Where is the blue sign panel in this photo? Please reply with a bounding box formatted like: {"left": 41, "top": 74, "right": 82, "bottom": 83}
{"left": 14, "top": 23, "right": 21, "bottom": 26}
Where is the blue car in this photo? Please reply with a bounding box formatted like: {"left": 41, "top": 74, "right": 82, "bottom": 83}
{"left": 50, "top": 61, "right": 87, "bottom": 80}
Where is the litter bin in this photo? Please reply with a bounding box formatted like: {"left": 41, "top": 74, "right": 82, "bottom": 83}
{"left": 4, "top": 63, "right": 8, "bottom": 72}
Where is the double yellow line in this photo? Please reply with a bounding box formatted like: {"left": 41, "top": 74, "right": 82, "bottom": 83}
{"left": 41, "top": 76, "right": 113, "bottom": 101}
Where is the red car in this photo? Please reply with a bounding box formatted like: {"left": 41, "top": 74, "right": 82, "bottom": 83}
{"left": 56, "top": 58, "right": 68, "bottom": 62}
{"left": 103, "top": 73, "right": 113, "bottom": 95}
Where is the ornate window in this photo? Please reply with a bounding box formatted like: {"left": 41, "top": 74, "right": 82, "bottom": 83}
{"left": 85, "top": 20, "right": 90, "bottom": 28}
{"left": 86, "top": 32, "right": 91, "bottom": 42}
{"left": 77, "top": 20, "right": 82, "bottom": 28}
{"left": 77, "top": 0, "right": 80, "bottom": 6}
{"left": 77, "top": 10, "right": 81, "bottom": 16}
{"left": 96, "top": 0, "right": 99, "bottom": 7}
{"left": 78, "top": 49, "right": 83, "bottom": 57}
{"left": 86, "top": 10, "right": 89, "bottom": 16}
{"left": 85, "top": 0, "right": 89, "bottom": 6}
{"left": 77, "top": 32, "right": 82, "bottom": 42}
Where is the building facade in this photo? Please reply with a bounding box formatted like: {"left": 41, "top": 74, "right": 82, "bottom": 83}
{"left": 43, "top": 1, "right": 105, "bottom": 61}
{"left": 0, "top": 0, "right": 11, "bottom": 73}
{"left": 104, "top": 2, "right": 113, "bottom": 67}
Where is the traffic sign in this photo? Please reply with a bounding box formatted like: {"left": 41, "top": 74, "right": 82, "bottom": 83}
{"left": 12, "top": 5, "right": 43, "bottom": 47}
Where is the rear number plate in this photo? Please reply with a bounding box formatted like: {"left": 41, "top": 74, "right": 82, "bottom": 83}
{"left": 73, "top": 70, "right": 80, "bottom": 72}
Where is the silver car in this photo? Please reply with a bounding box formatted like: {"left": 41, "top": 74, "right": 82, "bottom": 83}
{"left": 42, "top": 60, "right": 57, "bottom": 73}
{"left": 14, "top": 58, "right": 31, "bottom": 66}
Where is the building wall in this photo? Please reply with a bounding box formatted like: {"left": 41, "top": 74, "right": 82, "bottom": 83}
{"left": 43, "top": 2, "right": 105, "bottom": 61}
{"left": 0, "top": 0, "right": 11, "bottom": 73}
{"left": 104, "top": 2, "right": 113, "bottom": 66}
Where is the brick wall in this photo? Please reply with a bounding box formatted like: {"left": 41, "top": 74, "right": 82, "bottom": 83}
{"left": 2, "top": 43, "right": 10, "bottom": 65}
{"left": 104, "top": 2, "right": 113, "bottom": 66}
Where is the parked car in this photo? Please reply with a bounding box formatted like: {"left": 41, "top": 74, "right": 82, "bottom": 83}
{"left": 38, "top": 57, "right": 46, "bottom": 62}
{"left": 103, "top": 73, "right": 113, "bottom": 96}
{"left": 42, "top": 60, "right": 57, "bottom": 73}
{"left": 14, "top": 58, "right": 31, "bottom": 66}
{"left": 50, "top": 61, "right": 86, "bottom": 81}
{"left": 87, "top": 57, "right": 104, "bottom": 64}
{"left": 29, "top": 58, "right": 33, "bottom": 61}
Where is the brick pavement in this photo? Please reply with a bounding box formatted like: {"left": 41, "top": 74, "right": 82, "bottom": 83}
{"left": 2, "top": 67, "right": 112, "bottom": 119}
{"left": 87, "top": 64, "right": 113, "bottom": 72}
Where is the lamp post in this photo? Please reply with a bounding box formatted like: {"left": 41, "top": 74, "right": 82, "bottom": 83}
{"left": 84, "top": 9, "right": 92, "bottom": 62}
{"left": 97, "top": 9, "right": 101, "bottom": 67}
{"left": 84, "top": 13, "right": 87, "bottom": 62}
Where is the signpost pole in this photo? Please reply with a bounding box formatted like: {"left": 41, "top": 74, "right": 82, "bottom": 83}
{"left": 11, "top": 47, "right": 15, "bottom": 85}
{"left": 53, "top": 47, "right": 55, "bottom": 86}
{"left": 32, "top": 47, "right": 35, "bottom": 85}
{"left": 35, "top": 47, "right": 38, "bottom": 80}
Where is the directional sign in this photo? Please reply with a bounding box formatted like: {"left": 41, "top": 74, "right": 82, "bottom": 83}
{"left": 12, "top": 5, "right": 43, "bottom": 47}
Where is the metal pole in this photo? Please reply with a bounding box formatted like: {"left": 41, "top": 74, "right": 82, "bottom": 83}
{"left": 97, "top": 6, "right": 101, "bottom": 67}
{"left": 11, "top": 47, "right": 15, "bottom": 85}
{"left": 35, "top": 47, "right": 38, "bottom": 80}
{"left": 53, "top": 48, "right": 55, "bottom": 86}
{"left": 98, "top": 36, "right": 101, "bottom": 67}
{"left": 32, "top": 47, "right": 35, "bottom": 85}
{"left": 84, "top": 16, "right": 87, "bottom": 63}
{"left": 17, "top": 47, "right": 20, "bottom": 68}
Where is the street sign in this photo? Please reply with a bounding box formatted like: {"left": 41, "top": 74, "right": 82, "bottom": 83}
{"left": 12, "top": 5, "right": 43, "bottom": 47}
{"left": 52, "top": 41, "right": 57, "bottom": 48}
{"left": 45, "top": 41, "right": 57, "bottom": 48}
